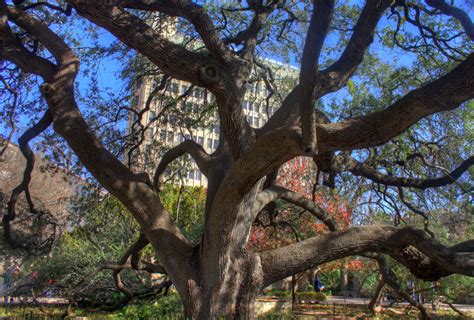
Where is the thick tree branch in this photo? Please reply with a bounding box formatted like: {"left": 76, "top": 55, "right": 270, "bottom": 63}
{"left": 239, "top": 54, "right": 472, "bottom": 214}
{"left": 253, "top": 186, "right": 338, "bottom": 231}
{"left": 368, "top": 276, "right": 385, "bottom": 311}
{"left": 261, "top": 0, "right": 392, "bottom": 135}
{"left": 225, "top": 1, "right": 279, "bottom": 59}
{"left": 252, "top": 53, "right": 472, "bottom": 199}
{"left": 332, "top": 154, "right": 474, "bottom": 189}
{"left": 7, "top": 6, "right": 75, "bottom": 65}
{"left": 299, "top": 0, "right": 334, "bottom": 155}
{"left": 0, "top": 4, "right": 55, "bottom": 80}
{"left": 112, "top": 232, "right": 163, "bottom": 299}
{"left": 67, "top": 0, "right": 214, "bottom": 87}
{"left": 153, "top": 140, "right": 211, "bottom": 191}
{"left": 121, "top": 0, "right": 229, "bottom": 61}
{"left": 1, "top": 4, "right": 198, "bottom": 300}
{"left": 316, "top": 53, "right": 474, "bottom": 152}
{"left": 260, "top": 225, "right": 474, "bottom": 287}
{"left": 323, "top": 0, "right": 392, "bottom": 89}
{"left": 425, "top": 0, "right": 474, "bottom": 41}
{"left": 366, "top": 253, "right": 430, "bottom": 319}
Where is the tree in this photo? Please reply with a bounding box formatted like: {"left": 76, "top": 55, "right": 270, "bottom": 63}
{"left": 1, "top": 0, "right": 473, "bottom": 318}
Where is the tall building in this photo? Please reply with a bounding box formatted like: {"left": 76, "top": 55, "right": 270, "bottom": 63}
{"left": 128, "top": 20, "right": 298, "bottom": 187}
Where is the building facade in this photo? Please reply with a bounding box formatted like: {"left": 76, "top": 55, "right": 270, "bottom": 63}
{"left": 128, "top": 20, "right": 298, "bottom": 187}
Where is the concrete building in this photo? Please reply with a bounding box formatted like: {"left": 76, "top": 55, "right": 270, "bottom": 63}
{"left": 128, "top": 60, "right": 298, "bottom": 187}
{"left": 128, "top": 18, "right": 299, "bottom": 187}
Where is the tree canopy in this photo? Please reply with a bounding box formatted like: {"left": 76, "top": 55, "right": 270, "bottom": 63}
{"left": 0, "top": 0, "right": 473, "bottom": 318}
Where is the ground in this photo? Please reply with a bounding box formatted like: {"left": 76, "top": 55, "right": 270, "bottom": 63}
{"left": 1, "top": 295, "right": 473, "bottom": 319}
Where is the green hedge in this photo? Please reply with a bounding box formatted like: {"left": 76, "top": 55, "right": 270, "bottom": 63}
{"left": 265, "top": 290, "right": 291, "bottom": 299}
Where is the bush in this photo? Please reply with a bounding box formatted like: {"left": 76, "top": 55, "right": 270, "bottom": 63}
{"left": 112, "top": 293, "right": 184, "bottom": 319}
{"left": 296, "top": 291, "right": 327, "bottom": 302}
{"left": 265, "top": 290, "right": 291, "bottom": 299}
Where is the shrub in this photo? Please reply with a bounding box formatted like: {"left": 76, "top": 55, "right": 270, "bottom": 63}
{"left": 265, "top": 290, "right": 291, "bottom": 299}
{"left": 112, "top": 293, "right": 184, "bottom": 319}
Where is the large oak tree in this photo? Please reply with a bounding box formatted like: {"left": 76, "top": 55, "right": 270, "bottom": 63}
{"left": 1, "top": 0, "right": 473, "bottom": 318}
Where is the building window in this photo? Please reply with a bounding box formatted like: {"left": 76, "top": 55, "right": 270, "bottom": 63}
{"left": 213, "top": 139, "right": 219, "bottom": 149}
{"left": 181, "top": 85, "right": 188, "bottom": 95}
{"left": 171, "top": 83, "right": 179, "bottom": 94}
{"left": 194, "top": 88, "right": 203, "bottom": 98}
{"left": 265, "top": 87, "right": 271, "bottom": 97}
{"left": 149, "top": 111, "right": 156, "bottom": 121}
{"left": 132, "top": 96, "right": 139, "bottom": 107}
{"left": 186, "top": 102, "right": 193, "bottom": 112}
{"left": 146, "top": 128, "right": 153, "bottom": 140}
{"left": 198, "top": 136, "right": 204, "bottom": 145}
{"left": 169, "top": 114, "right": 176, "bottom": 124}
{"left": 248, "top": 116, "right": 253, "bottom": 126}
{"left": 188, "top": 170, "right": 194, "bottom": 180}
{"left": 207, "top": 138, "right": 212, "bottom": 149}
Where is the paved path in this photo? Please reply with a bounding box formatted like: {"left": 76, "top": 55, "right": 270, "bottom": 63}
{"left": 0, "top": 297, "right": 68, "bottom": 306}
{"left": 1, "top": 295, "right": 473, "bottom": 313}
{"left": 322, "top": 296, "right": 474, "bottom": 313}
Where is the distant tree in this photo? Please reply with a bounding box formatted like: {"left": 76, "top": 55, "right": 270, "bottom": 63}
{"left": 1, "top": 0, "right": 473, "bottom": 318}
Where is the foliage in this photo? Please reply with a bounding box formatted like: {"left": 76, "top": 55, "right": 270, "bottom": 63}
{"left": 159, "top": 184, "right": 206, "bottom": 241}
{"left": 1, "top": 0, "right": 473, "bottom": 316}
{"left": 17, "top": 195, "right": 138, "bottom": 302}
{"left": 11, "top": 183, "right": 206, "bottom": 306}
{"left": 265, "top": 289, "right": 291, "bottom": 299}
{"left": 111, "top": 293, "right": 184, "bottom": 320}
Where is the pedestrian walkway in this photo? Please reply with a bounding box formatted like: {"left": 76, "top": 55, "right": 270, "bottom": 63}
{"left": 0, "top": 297, "right": 68, "bottom": 306}
{"left": 322, "top": 295, "right": 474, "bottom": 313}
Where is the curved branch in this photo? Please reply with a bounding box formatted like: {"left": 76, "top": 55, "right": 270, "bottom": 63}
{"left": 366, "top": 253, "right": 430, "bottom": 319}
{"left": 7, "top": 6, "right": 76, "bottom": 65}
{"left": 0, "top": 4, "right": 55, "bottom": 80}
{"left": 253, "top": 186, "right": 338, "bottom": 231}
{"left": 317, "top": 53, "right": 474, "bottom": 152}
{"left": 3, "top": 110, "right": 53, "bottom": 248}
{"left": 323, "top": 0, "right": 392, "bottom": 88}
{"left": 260, "top": 0, "right": 393, "bottom": 135}
{"left": 260, "top": 225, "right": 474, "bottom": 287}
{"left": 122, "top": 0, "right": 229, "bottom": 62}
{"left": 153, "top": 140, "right": 211, "bottom": 190}
{"left": 368, "top": 276, "right": 385, "bottom": 311}
{"left": 112, "top": 232, "right": 157, "bottom": 299}
{"left": 68, "top": 0, "right": 214, "bottom": 87}
{"left": 2, "top": 2, "right": 198, "bottom": 301}
{"left": 225, "top": 1, "right": 279, "bottom": 59}
{"left": 425, "top": 0, "right": 474, "bottom": 40}
{"left": 299, "top": 0, "right": 334, "bottom": 155}
{"left": 333, "top": 154, "right": 474, "bottom": 190}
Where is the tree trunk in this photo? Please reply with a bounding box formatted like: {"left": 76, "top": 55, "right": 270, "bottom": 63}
{"left": 175, "top": 253, "right": 262, "bottom": 319}
{"left": 340, "top": 266, "right": 348, "bottom": 292}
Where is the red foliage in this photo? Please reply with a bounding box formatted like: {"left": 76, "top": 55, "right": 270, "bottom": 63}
{"left": 248, "top": 157, "right": 354, "bottom": 252}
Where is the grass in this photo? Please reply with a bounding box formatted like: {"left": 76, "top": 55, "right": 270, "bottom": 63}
{"left": 1, "top": 300, "right": 473, "bottom": 319}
